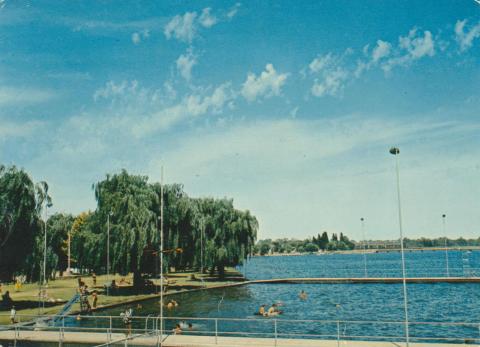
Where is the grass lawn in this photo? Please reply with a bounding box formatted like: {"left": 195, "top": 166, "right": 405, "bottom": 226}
{"left": 0, "top": 269, "right": 244, "bottom": 325}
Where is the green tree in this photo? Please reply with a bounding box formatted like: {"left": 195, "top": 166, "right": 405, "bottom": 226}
{"left": 304, "top": 243, "right": 319, "bottom": 253}
{"left": 0, "top": 165, "right": 50, "bottom": 282}
{"left": 318, "top": 232, "right": 329, "bottom": 250}
{"left": 259, "top": 243, "right": 270, "bottom": 255}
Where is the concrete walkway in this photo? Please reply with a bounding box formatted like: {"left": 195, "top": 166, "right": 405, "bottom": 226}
{"left": 0, "top": 330, "right": 473, "bottom": 346}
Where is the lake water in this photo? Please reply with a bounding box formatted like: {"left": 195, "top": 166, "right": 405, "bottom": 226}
{"left": 2, "top": 250, "right": 480, "bottom": 345}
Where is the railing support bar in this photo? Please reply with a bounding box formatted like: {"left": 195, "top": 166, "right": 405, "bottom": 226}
{"left": 337, "top": 320, "right": 340, "bottom": 347}
{"left": 274, "top": 319, "right": 278, "bottom": 347}
{"left": 215, "top": 318, "right": 218, "bottom": 344}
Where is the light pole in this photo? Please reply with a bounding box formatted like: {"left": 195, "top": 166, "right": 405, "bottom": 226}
{"left": 43, "top": 203, "right": 48, "bottom": 286}
{"left": 42, "top": 202, "right": 48, "bottom": 313}
{"left": 442, "top": 214, "right": 449, "bottom": 277}
{"left": 107, "top": 211, "right": 113, "bottom": 295}
{"left": 67, "top": 227, "right": 71, "bottom": 275}
{"left": 389, "top": 146, "right": 410, "bottom": 347}
{"left": 160, "top": 166, "right": 164, "bottom": 347}
{"left": 360, "top": 218, "right": 368, "bottom": 277}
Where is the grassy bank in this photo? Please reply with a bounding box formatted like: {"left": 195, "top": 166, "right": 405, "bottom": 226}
{"left": 0, "top": 269, "right": 244, "bottom": 325}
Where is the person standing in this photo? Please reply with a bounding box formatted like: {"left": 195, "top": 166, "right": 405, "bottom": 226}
{"left": 92, "top": 273, "right": 97, "bottom": 286}
{"left": 10, "top": 306, "right": 16, "bottom": 324}
{"left": 121, "top": 308, "right": 133, "bottom": 336}
{"left": 92, "top": 290, "right": 98, "bottom": 309}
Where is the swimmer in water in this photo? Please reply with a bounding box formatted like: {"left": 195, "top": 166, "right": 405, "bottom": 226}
{"left": 299, "top": 290, "right": 308, "bottom": 300}
{"left": 267, "top": 303, "right": 278, "bottom": 316}
{"left": 173, "top": 323, "right": 182, "bottom": 335}
{"left": 259, "top": 304, "right": 266, "bottom": 315}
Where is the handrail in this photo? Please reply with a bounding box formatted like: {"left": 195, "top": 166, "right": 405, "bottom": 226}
{"left": 1, "top": 313, "right": 479, "bottom": 346}
{"left": 1, "top": 313, "right": 479, "bottom": 326}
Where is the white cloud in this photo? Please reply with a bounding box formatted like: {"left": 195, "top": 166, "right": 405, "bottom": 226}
{"left": 132, "top": 82, "right": 234, "bottom": 136}
{"left": 455, "top": 19, "right": 480, "bottom": 52}
{"left": 164, "top": 6, "right": 237, "bottom": 43}
{"left": 94, "top": 80, "right": 140, "bottom": 101}
{"left": 309, "top": 53, "right": 333, "bottom": 73}
{"left": 176, "top": 50, "right": 197, "bottom": 81}
{"left": 131, "top": 29, "right": 150, "bottom": 44}
{"left": 311, "top": 67, "right": 348, "bottom": 97}
{"left": 199, "top": 8, "right": 217, "bottom": 28}
{"left": 0, "top": 86, "right": 55, "bottom": 105}
{"left": 164, "top": 12, "right": 197, "bottom": 43}
{"left": 227, "top": 3, "right": 241, "bottom": 19}
{"left": 131, "top": 32, "right": 141, "bottom": 44}
{"left": 0, "top": 0, "right": 5, "bottom": 9}
{"left": 372, "top": 40, "right": 392, "bottom": 63}
{"left": 354, "top": 40, "right": 391, "bottom": 77}
{"left": 383, "top": 29, "right": 435, "bottom": 72}
{"left": 308, "top": 54, "right": 349, "bottom": 98}
{"left": 241, "top": 64, "right": 288, "bottom": 102}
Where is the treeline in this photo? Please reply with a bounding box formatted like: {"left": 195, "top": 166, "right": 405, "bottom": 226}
{"left": 255, "top": 232, "right": 355, "bottom": 255}
{"left": 0, "top": 166, "right": 258, "bottom": 284}
{"left": 403, "top": 237, "right": 480, "bottom": 248}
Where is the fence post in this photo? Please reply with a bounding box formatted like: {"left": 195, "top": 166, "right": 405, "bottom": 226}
{"left": 108, "top": 316, "right": 112, "bottom": 342}
{"left": 478, "top": 323, "right": 480, "bottom": 345}
{"left": 274, "top": 319, "right": 278, "bottom": 347}
{"left": 215, "top": 318, "right": 218, "bottom": 344}
{"left": 336, "top": 320, "right": 340, "bottom": 347}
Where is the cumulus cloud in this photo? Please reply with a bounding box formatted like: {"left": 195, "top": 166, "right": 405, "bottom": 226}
{"left": 131, "top": 29, "right": 149, "bottom": 45}
{"left": 133, "top": 83, "right": 234, "bottom": 136}
{"left": 164, "top": 11, "right": 198, "bottom": 43}
{"left": 354, "top": 40, "right": 391, "bottom": 77}
{"left": 311, "top": 68, "right": 348, "bottom": 97}
{"left": 199, "top": 8, "right": 217, "bottom": 28}
{"left": 176, "top": 50, "right": 197, "bottom": 81}
{"left": 383, "top": 29, "right": 435, "bottom": 72}
{"left": 94, "top": 80, "right": 140, "bottom": 101}
{"left": 309, "top": 54, "right": 334, "bottom": 73}
{"left": 455, "top": 19, "right": 480, "bottom": 52}
{"left": 308, "top": 53, "right": 350, "bottom": 98}
{"left": 241, "top": 64, "right": 288, "bottom": 102}
{"left": 164, "top": 6, "right": 239, "bottom": 43}
{"left": 372, "top": 40, "right": 392, "bottom": 63}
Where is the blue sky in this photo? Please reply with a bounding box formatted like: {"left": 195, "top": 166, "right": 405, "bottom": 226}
{"left": 1, "top": 0, "right": 480, "bottom": 240}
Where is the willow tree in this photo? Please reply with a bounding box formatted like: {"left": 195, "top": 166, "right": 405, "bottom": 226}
{"left": 0, "top": 165, "right": 50, "bottom": 282}
{"left": 94, "top": 170, "right": 157, "bottom": 287}
{"left": 198, "top": 198, "right": 258, "bottom": 277}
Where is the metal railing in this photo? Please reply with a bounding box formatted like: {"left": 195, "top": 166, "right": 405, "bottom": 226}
{"left": 1, "top": 314, "right": 480, "bottom": 346}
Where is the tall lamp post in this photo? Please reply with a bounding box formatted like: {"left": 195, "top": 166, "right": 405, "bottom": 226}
{"left": 67, "top": 227, "right": 71, "bottom": 275}
{"left": 42, "top": 202, "right": 48, "bottom": 313}
{"left": 389, "top": 146, "right": 410, "bottom": 347}
{"left": 442, "top": 214, "right": 449, "bottom": 277}
{"left": 107, "top": 211, "right": 113, "bottom": 295}
{"left": 360, "top": 218, "right": 368, "bottom": 277}
{"left": 160, "top": 166, "right": 164, "bottom": 347}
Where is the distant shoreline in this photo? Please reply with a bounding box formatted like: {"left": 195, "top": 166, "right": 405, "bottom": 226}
{"left": 256, "top": 246, "right": 480, "bottom": 257}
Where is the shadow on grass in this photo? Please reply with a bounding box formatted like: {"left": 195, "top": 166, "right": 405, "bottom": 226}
{"left": 0, "top": 300, "right": 66, "bottom": 311}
